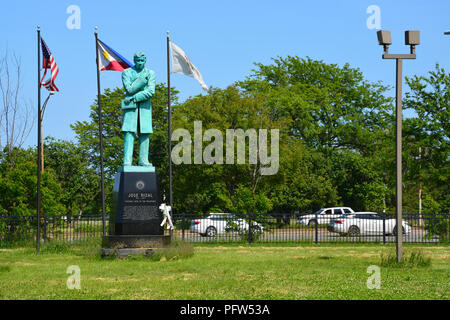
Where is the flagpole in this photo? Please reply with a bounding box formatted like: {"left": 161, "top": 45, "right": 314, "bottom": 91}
{"left": 36, "top": 26, "right": 42, "bottom": 254}
{"left": 95, "top": 27, "right": 107, "bottom": 237}
{"left": 166, "top": 31, "right": 173, "bottom": 212}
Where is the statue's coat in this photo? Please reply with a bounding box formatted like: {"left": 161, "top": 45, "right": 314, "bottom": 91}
{"left": 121, "top": 67, "right": 156, "bottom": 134}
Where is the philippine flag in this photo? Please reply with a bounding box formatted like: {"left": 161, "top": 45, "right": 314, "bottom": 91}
{"left": 97, "top": 39, "right": 133, "bottom": 72}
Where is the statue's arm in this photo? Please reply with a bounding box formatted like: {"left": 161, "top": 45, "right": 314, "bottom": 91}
{"left": 147, "top": 71, "right": 156, "bottom": 96}
{"left": 134, "top": 70, "right": 156, "bottom": 103}
{"left": 122, "top": 70, "right": 136, "bottom": 95}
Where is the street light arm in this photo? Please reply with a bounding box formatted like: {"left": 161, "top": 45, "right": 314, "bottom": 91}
{"left": 41, "top": 92, "right": 54, "bottom": 118}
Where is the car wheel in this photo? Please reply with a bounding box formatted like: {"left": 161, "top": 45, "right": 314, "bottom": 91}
{"left": 308, "top": 219, "right": 317, "bottom": 226}
{"left": 348, "top": 225, "right": 360, "bottom": 237}
{"left": 392, "top": 226, "right": 405, "bottom": 236}
{"left": 206, "top": 226, "right": 217, "bottom": 237}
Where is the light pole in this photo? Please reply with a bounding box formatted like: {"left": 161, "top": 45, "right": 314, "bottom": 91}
{"left": 377, "top": 30, "right": 420, "bottom": 262}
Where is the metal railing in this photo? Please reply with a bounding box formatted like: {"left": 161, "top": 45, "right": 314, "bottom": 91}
{"left": 0, "top": 215, "right": 106, "bottom": 246}
{"left": 171, "top": 212, "right": 449, "bottom": 244}
{"left": 0, "top": 212, "right": 448, "bottom": 247}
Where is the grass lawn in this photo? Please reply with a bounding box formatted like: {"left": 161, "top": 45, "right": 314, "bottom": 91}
{"left": 0, "top": 241, "right": 448, "bottom": 300}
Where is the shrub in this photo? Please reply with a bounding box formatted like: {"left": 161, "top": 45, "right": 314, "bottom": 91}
{"left": 380, "top": 249, "right": 431, "bottom": 268}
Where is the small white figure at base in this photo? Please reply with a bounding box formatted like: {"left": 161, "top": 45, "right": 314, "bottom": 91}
{"left": 159, "top": 203, "right": 173, "bottom": 230}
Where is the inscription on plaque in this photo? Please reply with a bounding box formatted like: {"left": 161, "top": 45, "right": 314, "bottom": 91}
{"left": 123, "top": 205, "right": 159, "bottom": 221}
{"left": 124, "top": 192, "right": 156, "bottom": 205}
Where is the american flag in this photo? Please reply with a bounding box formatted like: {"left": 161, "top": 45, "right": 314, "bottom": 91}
{"left": 40, "top": 38, "right": 59, "bottom": 92}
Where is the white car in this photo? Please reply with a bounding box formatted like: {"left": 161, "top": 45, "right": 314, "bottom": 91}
{"left": 327, "top": 212, "right": 411, "bottom": 236}
{"left": 190, "top": 213, "right": 264, "bottom": 237}
{"left": 297, "top": 207, "right": 355, "bottom": 226}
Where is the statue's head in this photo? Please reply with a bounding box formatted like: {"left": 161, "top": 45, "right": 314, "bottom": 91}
{"left": 134, "top": 52, "right": 146, "bottom": 71}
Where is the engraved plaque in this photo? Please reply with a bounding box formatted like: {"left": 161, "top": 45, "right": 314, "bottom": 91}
{"left": 123, "top": 205, "right": 159, "bottom": 221}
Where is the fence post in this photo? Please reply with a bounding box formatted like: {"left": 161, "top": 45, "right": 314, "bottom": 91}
{"left": 248, "top": 212, "right": 253, "bottom": 244}
{"left": 182, "top": 212, "right": 185, "bottom": 241}
{"left": 314, "top": 211, "right": 318, "bottom": 244}
{"left": 383, "top": 213, "right": 386, "bottom": 244}
{"left": 43, "top": 214, "right": 47, "bottom": 242}
{"left": 447, "top": 212, "right": 449, "bottom": 242}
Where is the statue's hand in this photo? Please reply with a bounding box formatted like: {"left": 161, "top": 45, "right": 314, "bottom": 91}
{"left": 124, "top": 96, "right": 135, "bottom": 105}
{"left": 136, "top": 77, "right": 147, "bottom": 89}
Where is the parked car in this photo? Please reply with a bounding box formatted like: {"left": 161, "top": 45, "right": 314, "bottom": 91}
{"left": 190, "top": 213, "right": 265, "bottom": 237}
{"left": 327, "top": 212, "right": 411, "bottom": 236}
{"left": 297, "top": 207, "right": 355, "bottom": 226}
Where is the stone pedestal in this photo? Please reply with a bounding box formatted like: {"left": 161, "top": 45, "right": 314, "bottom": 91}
{"left": 102, "top": 166, "right": 170, "bottom": 257}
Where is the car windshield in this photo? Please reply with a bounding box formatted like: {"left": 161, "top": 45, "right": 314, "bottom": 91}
{"left": 315, "top": 209, "right": 324, "bottom": 215}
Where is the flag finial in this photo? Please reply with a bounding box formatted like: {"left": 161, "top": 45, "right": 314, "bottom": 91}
{"left": 166, "top": 31, "right": 170, "bottom": 38}
{"left": 95, "top": 26, "right": 98, "bottom": 34}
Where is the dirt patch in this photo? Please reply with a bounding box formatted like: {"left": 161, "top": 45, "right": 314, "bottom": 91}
{"left": 183, "top": 273, "right": 196, "bottom": 281}
{"left": 94, "top": 277, "right": 109, "bottom": 281}
{"left": 340, "top": 253, "right": 378, "bottom": 257}
{"left": 196, "top": 246, "right": 232, "bottom": 250}
{"left": 13, "top": 262, "right": 35, "bottom": 266}
{"left": 432, "top": 254, "right": 450, "bottom": 260}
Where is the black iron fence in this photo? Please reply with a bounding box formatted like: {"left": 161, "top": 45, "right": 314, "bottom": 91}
{"left": 171, "top": 212, "right": 449, "bottom": 244}
{"left": 1, "top": 212, "right": 448, "bottom": 247}
{"left": 0, "top": 215, "right": 106, "bottom": 246}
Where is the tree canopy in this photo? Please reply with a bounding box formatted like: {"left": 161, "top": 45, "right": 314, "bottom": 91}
{"left": 1, "top": 56, "right": 447, "bottom": 219}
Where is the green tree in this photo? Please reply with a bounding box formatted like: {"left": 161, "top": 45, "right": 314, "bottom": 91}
{"left": 329, "top": 149, "right": 385, "bottom": 212}
{"left": 0, "top": 148, "right": 64, "bottom": 218}
{"left": 403, "top": 64, "right": 449, "bottom": 213}
{"left": 239, "top": 56, "right": 394, "bottom": 156}
{"left": 266, "top": 139, "right": 338, "bottom": 213}
{"left": 172, "top": 86, "right": 285, "bottom": 214}
{"left": 43, "top": 137, "right": 100, "bottom": 216}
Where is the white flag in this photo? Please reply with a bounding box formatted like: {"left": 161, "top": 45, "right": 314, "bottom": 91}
{"left": 169, "top": 41, "right": 208, "bottom": 91}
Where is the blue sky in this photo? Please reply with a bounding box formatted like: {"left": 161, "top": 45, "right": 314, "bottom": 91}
{"left": 0, "top": 0, "right": 449, "bottom": 148}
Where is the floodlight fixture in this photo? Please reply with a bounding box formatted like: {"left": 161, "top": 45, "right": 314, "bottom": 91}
{"left": 377, "top": 30, "right": 392, "bottom": 45}
{"left": 377, "top": 30, "right": 392, "bottom": 54}
{"left": 405, "top": 30, "right": 420, "bottom": 45}
{"left": 405, "top": 30, "right": 420, "bottom": 54}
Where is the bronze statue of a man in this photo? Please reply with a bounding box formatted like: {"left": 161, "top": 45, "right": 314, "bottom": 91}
{"left": 121, "top": 52, "right": 156, "bottom": 167}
